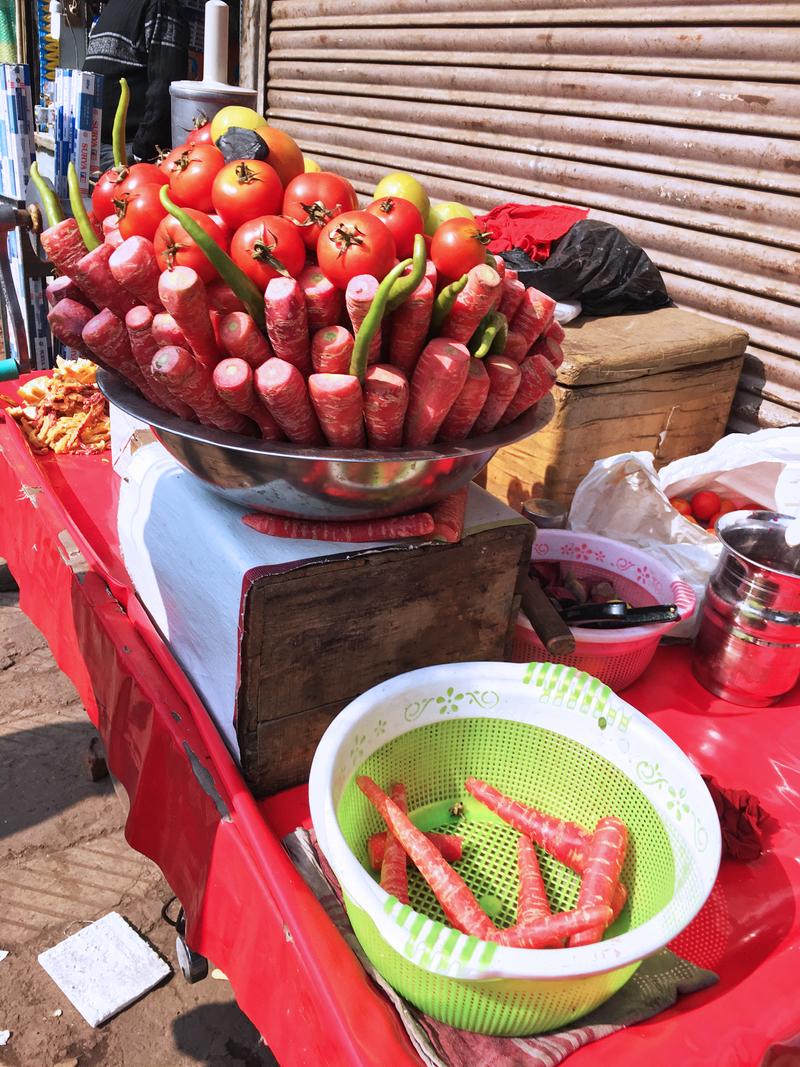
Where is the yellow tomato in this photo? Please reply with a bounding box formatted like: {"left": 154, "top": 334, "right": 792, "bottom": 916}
{"left": 210, "top": 105, "right": 267, "bottom": 144}
{"left": 303, "top": 156, "right": 322, "bottom": 172}
{"left": 425, "top": 200, "right": 475, "bottom": 236}
{"left": 373, "top": 172, "right": 430, "bottom": 221}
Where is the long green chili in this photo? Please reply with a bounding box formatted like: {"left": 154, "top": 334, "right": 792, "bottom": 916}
{"left": 488, "top": 311, "right": 508, "bottom": 355}
{"left": 386, "top": 233, "right": 427, "bottom": 313}
{"left": 429, "top": 273, "right": 468, "bottom": 336}
{"left": 112, "top": 78, "right": 130, "bottom": 170}
{"left": 472, "top": 312, "right": 507, "bottom": 359}
{"left": 67, "top": 163, "right": 100, "bottom": 251}
{"left": 468, "top": 312, "right": 495, "bottom": 356}
{"left": 30, "top": 162, "right": 64, "bottom": 227}
{"left": 348, "top": 258, "right": 412, "bottom": 383}
{"left": 159, "top": 186, "right": 267, "bottom": 332}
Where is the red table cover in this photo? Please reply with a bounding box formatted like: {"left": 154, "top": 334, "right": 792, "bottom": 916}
{"left": 1, "top": 381, "right": 799, "bottom": 1067}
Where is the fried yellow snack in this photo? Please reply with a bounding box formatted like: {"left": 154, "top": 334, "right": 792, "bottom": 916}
{"left": 6, "top": 358, "right": 109, "bottom": 455}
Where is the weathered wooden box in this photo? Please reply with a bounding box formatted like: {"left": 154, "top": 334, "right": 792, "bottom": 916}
{"left": 237, "top": 511, "right": 533, "bottom": 796}
{"left": 484, "top": 307, "right": 748, "bottom": 510}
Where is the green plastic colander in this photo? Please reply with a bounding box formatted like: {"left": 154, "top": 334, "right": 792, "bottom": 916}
{"left": 309, "top": 662, "right": 720, "bottom": 1036}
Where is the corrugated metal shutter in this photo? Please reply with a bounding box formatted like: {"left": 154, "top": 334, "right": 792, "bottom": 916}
{"left": 264, "top": 2, "right": 800, "bottom": 431}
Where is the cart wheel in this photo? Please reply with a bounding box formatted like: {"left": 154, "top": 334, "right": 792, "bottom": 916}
{"left": 175, "top": 934, "right": 208, "bottom": 984}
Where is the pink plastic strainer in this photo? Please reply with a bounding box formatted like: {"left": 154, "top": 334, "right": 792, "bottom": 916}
{"left": 512, "top": 530, "right": 697, "bottom": 690}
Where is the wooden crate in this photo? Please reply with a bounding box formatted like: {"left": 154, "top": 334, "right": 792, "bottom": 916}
{"left": 237, "top": 518, "right": 533, "bottom": 796}
{"left": 484, "top": 307, "right": 748, "bottom": 510}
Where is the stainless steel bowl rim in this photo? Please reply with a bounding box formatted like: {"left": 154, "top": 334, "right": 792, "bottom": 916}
{"left": 717, "top": 509, "right": 800, "bottom": 581}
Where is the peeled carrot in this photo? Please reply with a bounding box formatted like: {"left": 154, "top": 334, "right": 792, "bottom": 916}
{"left": 437, "top": 357, "right": 490, "bottom": 442}
{"left": 206, "top": 279, "right": 244, "bottom": 315}
{"left": 158, "top": 266, "right": 221, "bottom": 370}
{"left": 569, "top": 817, "right": 628, "bottom": 947}
{"left": 441, "top": 264, "right": 502, "bottom": 344}
{"left": 387, "top": 276, "right": 434, "bottom": 376}
{"left": 219, "top": 311, "right": 273, "bottom": 367}
{"left": 547, "top": 320, "right": 565, "bottom": 345}
{"left": 125, "top": 306, "right": 195, "bottom": 419}
{"left": 381, "top": 783, "right": 410, "bottom": 904}
{"left": 346, "top": 275, "right": 383, "bottom": 365}
{"left": 264, "top": 277, "right": 311, "bottom": 374}
{"left": 515, "top": 837, "right": 552, "bottom": 926}
{"left": 108, "top": 236, "right": 163, "bottom": 313}
{"left": 151, "top": 346, "right": 253, "bottom": 433}
{"left": 212, "top": 358, "right": 283, "bottom": 440}
{"left": 529, "top": 333, "right": 565, "bottom": 372}
{"left": 368, "top": 831, "right": 463, "bottom": 871}
{"left": 363, "top": 364, "right": 409, "bottom": 449}
{"left": 510, "top": 286, "right": 556, "bottom": 347}
{"left": 40, "top": 218, "right": 89, "bottom": 277}
{"left": 498, "top": 277, "right": 525, "bottom": 322}
{"left": 505, "top": 268, "right": 518, "bottom": 282}
{"left": 357, "top": 776, "right": 495, "bottom": 937}
{"left": 47, "top": 299, "right": 95, "bottom": 356}
{"left": 492, "top": 904, "right": 613, "bottom": 949}
{"left": 300, "top": 264, "right": 343, "bottom": 332}
{"left": 82, "top": 309, "right": 158, "bottom": 400}
{"left": 471, "top": 355, "right": 521, "bottom": 434}
{"left": 242, "top": 512, "right": 435, "bottom": 542}
{"left": 503, "top": 330, "right": 530, "bottom": 364}
{"left": 152, "top": 313, "right": 188, "bottom": 349}
{"left": 308, "top": 373, "right": 366, "bottom": 448}
{"left": 101, "top": 214, "right": 119, "bottom": 236}
{"left": 404, "top": 338, "right": 470, "bottom": 447}
{"left": 498, "top": 353, "right": 555, "bottom": 426}
{"left": 72, "top": 243, "right": 137, "bottom": 321}
{"left": 46, "top": 276, "right": 91, "bottom": 309}
{"left": 254, "top": 358, "right": 323, "bottom": 445}
{"left": 430, "top": 487, "right": 468, "bottom": 543}
{"left": 311, "top": 326, "right": 355, "bottom": 375}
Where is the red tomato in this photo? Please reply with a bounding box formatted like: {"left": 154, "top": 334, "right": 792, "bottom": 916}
{"left": 316, "top": 210, "right": 397, "bottom": 289}
{"left": 282, "top": 171, "right": 359, "bottom": 249}
{"left": 92, "top": 168, "right": 124, "bottom": 221}
{"left": 431, "top": 217, "right": 492, "bottom": 280}
{"left": 727, "top": 495, "right": 759, "bottom": 511}
{"left": 209, "top": 214, "right": 233, "bottom": 243}
{"left": 691, "top": 490, "right": 722, "bottom": 522}
{"left": 706, "top": 511, "right": 724, "bottom": 531}
{"left": 230, "top": 215, "right": 307, "bottom": 290}
{"left": 117, "top": 162, "right": 164, "bottom": 196}
{"left": 365, "top": 196, "right": 425, "bottom": 259}
{"left": 717, "top": 500, "right": 737, "bottom": 516}
{"left": 154, "top": 209, "right": 229, "bottom": 283}
{"left": 211, "top": 160, "right": 283, "bottom": 232}
{"left": 158, "top": 142, "right": 191, "bottom": 175}
{"left": 168, "top": 144, "right": 225, "bottom": 212}
{"left": 187, "top": 121, "right": 213, "bottom": 146}
{"left": 117, "top": 182, "right": 167, "bottom": 241}
{"left": 669, "top": 497, "right": 692, "bottom": 517}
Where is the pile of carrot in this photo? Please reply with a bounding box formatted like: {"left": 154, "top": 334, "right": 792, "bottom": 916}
{"left": 358, "top": 775, "right": 628, "bottom": 949}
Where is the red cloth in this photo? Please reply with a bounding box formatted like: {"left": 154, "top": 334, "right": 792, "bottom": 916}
{"left": 702, "top": 775, "right": 772, "bottom": 861}
{"left": 474, "top": 203, "right": 589, "bottom": 261}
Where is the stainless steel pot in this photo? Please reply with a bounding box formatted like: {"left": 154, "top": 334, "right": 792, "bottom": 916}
{"left": 692, "top": 511, "right": 800, "bottom": 706}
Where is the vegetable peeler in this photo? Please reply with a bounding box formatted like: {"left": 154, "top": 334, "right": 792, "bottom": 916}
{"left": 559, "top": 602, "right": 679, "bottom": 629}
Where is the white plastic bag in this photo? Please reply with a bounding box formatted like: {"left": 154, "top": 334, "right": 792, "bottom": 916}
{"left": 567, "top": 429, "right": 800, "bottom": 635}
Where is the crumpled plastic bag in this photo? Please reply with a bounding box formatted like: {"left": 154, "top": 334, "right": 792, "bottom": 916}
{"left": 568, "top": 428, "right": 800, "bottom": 636}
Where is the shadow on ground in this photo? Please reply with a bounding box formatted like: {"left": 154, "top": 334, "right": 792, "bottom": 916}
{"left": 173, "top": 1001, "right": 280, "bottom": 1066}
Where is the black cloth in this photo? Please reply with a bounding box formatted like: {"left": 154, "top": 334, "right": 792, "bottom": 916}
{"left": 501, "top": 220, "right": 671, "bottom": 317}
{"left": 84, "top": 0, "right": 188, "bottom": 162}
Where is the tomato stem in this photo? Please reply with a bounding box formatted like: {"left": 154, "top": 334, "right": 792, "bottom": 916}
{"left": 299, "top": 199, "right": 335, "bottom": 228}
{"left": 251, "top": 227, "right": 290, "bottom": 277}
{"left": 235, "top": 161, "right": 261, "bottom": 185}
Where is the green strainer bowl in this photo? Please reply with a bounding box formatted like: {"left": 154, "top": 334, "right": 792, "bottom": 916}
{"left": 309, "top": 662, "right": 720, "bottom": 1036}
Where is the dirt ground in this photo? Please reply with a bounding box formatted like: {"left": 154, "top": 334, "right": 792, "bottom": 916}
{"left": 0, "top": 567, "right": 279, "bottom": 1067}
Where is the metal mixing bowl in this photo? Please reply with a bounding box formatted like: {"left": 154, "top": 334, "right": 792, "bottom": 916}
{"left": 99, "top": 369, "right": 553, "bottom": 520}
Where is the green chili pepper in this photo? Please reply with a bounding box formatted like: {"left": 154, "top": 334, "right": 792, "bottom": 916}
{"left": 488, "top": 311, "right": 508, "bottom": 355}
{"left": 348, "top": 258, "right": 412, "bottom": 383}
{"left": 468, "top": 312, "right": 495, "bottom": 357}
{"left": 67, "top": 163, "right": 100, "bottom": 251}
{"left": 471, "top": 312, "right": 508, "bottom": 359}
{"left": 429, "top": 273, "right": 468, "bottom": 336}
{"left": 29, "top": 162, "right": 64, "bottom": 227}
{"left": 112, "top": 78, "right": 130, "bottom": 170}
{"left": 159, "top": 186, "right": 267, "bottom": 332}
{"left": 386, "top": 233, "right": 427, "bottom": 313}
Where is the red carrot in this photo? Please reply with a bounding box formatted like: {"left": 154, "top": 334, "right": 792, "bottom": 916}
{"left": 424, "top": 257, "right": 438, "bottom": 289}
{"left": 151, "top": 346, "right": 253, "bottom": 434}
{"left": 510, "top": 286, "right": 556, "bottom": 347}
{"left": 47, "top": 299, "right": 95, "bottom": 356}
{"left": 505, "top": 268, "right": 518, "bottom": 282}
{"left": 212, "top": 358, "right": 283, "bottom": 439}
{"left": 381, "top": 783, "right": 410, "bottom": 904}
{"left": 498, "top": 353, "right": 555, "bottom": 426}
{"left": 219, "top": 311, "right": 273, "bottom": 367}
{"left": 308, "top": 373, "right": 366, "bottom": 448}
{"left": 368, "top": 831, "right": 464, "bottom": 871}
{"left": 108, "top": 236, "right": 163, "bottom": 313}
{"left": 357, "top": 776, "right": 495, "bottom": 936}
{"left": 547, "top": 320, "right": 565, "bottom": 344}
{"left": 105, "top": 228, "right": 125, "bottom": 250}
{"left": 430, "top": 487, "right": 468, "bottom": 543}
{"left": 364, "top": 364, "right": 409, "bottom": 449}
{"left": 503, "top": 330, "right": 529, "bottom": 364}
{"left": 242, "top": 512, "right": 435, "bottom": 543}
{"left": 254, "top": 358, "right": 323, "bottom": 444}
{"left": 498, "top": 277, "right": 525, "bottom": 322}
{"left": 40, "top": 218, "right": 89, "bottom": 277}
{"left": 206, "top": 279, "right": 245, "bottom": 315}
{"left": 102, "top": 214, "right": 119, "bottom": 236}
{"left": 569, "top": 817, "right": 628, "bottom": 947}
{"left": 441, "top": 264, "right": 502, "bottom": 344}
{"left": 346, "top": 275, "right": 383, "bottom": 365}
{"left": 404, "top": 338, "right": 470, "bottom": 447}
{"left": 72, "top": 243, "right": 137, "bottom": 320}
{"left": 46, "top": 276, "right": 90, "bottom": 309}
{"left": 300, "top": 264, "right": 343, "bottom": 332}
{"left": 158, "top": 266, "right": 221, "bottom": 370}
{"left": 311, "top": 326, "right": 355, "bottom": 375}
{"left": 437, "top": 357, "right": 490, "bottom": 442}
{"left": 264, "top": 277, "right": 311, "bottom": 374}
{"left": 515, "top": 837, "right": 552, "bottom": 926}
{"left": 492, "top": 256, "right": 506, "bottom": 282}
{"left": 152, "top": 312, "right": 187, "bottom": 349}
{"left": 387, "top": 276, "right": 434, "bottom": 376}
{"left": 492, "top": 904, "right": 613, "bottom": 948}
{"left": 529, "top": 333, "right": 564, "bottom": 372}
{"left": 472, "top": 355, "right": 521, "bottom": 434}
{"left": 82, "top": 309, "right": 156, "bottom": 400}
{"left": 125, "top": 305, "right": 195, "bottom": 419}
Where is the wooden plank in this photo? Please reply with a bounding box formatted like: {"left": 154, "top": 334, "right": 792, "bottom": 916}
{"left": 240, "top": 0, "right": 270, "bottom": 109}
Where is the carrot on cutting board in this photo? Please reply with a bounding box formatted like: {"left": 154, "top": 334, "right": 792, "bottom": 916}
{"left": 368, "top": 831, "right": 464, "bottom": 870}
{"left": 440, "top": 264, "right": 502, "bottom": 344}
{"left": 219, "top": 311, "right": 273, "bottom": 367}
{"left": 300, "top": 263, "right": 343, "bottom": 332}
{"left": 125, "top": 306, "right": 195, "bottom": 419}
{"left": 308, "top": 373, "right": 366, "bottom": 448}
{"left": 471, "top": 355, "right": 521, "bottom": 434}
{"left": 346, "top": 275, "right": 383, "bottom": 365}
{"left": 151, "top": 345, "right": 253, "bottom": 434}
{"left": 253, "top": 358, "right": 323, "bottom": 445}
{"left": 158, "top": 265, "right": 221, "bottom": 370}
{"left": 569, "top": 817, "right": 628, "bottom": 947}
{"left": 108, "top": 236, "right": 163, "bottom": 313}
{"left": 264, "top": 276, "right": 311, "bottom": 374}
{"left": 363, "top": 364, "right": 409, "bottom": 449}
{"left": 380, "top": 783, "right": 410, "bottom": 904}
{"left": 242, "top": 512, "right": 435, "bottom": 543}
{"left": 311, "top": 326, "right": 355, "bottom": 376}
{"left": 430, "top": 487, "right": 468, "bottom": 543}
{"left": 212, "top": 358, "right": 283, "bottom": 440}
{"left": 404, "top": 338, "right": 470, "bottom": 448}
{"left": 498, "top": 352, "right": 555, "bottom": 426}
{"left": 437, "top": 357, "right": 490, "bottom": 442}
{"left": 387, "top": 276, "right": 434, "bottom": 377}
{"left": 47, "top": 299, "right": 95, "bottom": 357}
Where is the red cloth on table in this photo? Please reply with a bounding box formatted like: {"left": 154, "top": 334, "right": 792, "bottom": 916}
{"left": 701, "top": 775, "right": 773, "bottom": 861}
{"left": 474, "top": 203, "right": 589, "bottom": 261}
